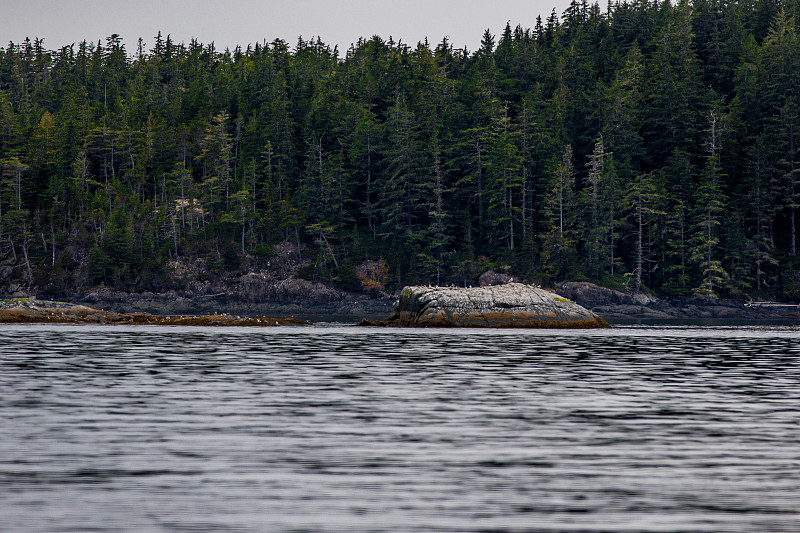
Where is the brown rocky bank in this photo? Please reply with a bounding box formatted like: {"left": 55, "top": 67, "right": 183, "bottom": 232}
{"left": 0, "top": 298, "right": 309, "bottom": 326}
{"left": 360, "top": 283, "right": 609, "bottom": 328}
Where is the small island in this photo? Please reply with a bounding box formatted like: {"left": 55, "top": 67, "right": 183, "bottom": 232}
{"left": 0, "top": 298, "right": 308, "bottom": 326}
{"left": 359, "top": 283, "right": 609, "bottom": 328}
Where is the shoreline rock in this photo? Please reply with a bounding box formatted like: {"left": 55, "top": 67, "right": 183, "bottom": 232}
{"left": 70, "top": 285, "right": 394, "bottom": 319}
{"left": 0, "top": 298, "right": 309, "bottom": 326}
{"left": 555, "top": 281, "right": 800, "bottom": 321}
{"left": 4, "top": 280, "right": 799, "bottom": 325}
{"left": 360, "top": 284, "right": 609, "bottom": 328}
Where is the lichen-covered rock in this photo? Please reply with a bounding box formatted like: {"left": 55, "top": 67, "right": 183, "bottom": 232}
{"left": 361, "top": 283, "right": 609, "bottom": 328}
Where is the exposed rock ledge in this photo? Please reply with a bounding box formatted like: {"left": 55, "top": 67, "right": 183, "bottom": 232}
{"left": 359, "top": 283, "right": 609, "bottom": 328}
{"left": 555, "top": 281, "right": 800, "bottom": 320}
{"left": 0, "top": 298, "right": 309, "bottom": 326}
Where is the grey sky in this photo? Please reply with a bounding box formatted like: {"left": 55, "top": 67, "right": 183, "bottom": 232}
{"left": 3, "top": 0, "right": 573, "bottom": 54}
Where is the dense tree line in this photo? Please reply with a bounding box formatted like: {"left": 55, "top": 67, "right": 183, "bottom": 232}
{"left": 1, "top": 0, "right": 800, "bottom": 299}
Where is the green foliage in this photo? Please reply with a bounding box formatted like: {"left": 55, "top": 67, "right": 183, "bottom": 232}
{"left": 2, "top": 4, "right": 800, "bottom": 301}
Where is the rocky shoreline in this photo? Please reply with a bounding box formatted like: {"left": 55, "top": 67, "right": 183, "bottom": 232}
{"left": 69, "top": 284, "right": 395, "bottom": 320}
{"left": 555, "top": 282, "right": 800, "bottom": 322}
{"left": 2, "top": 280, "right": 799, "bottom": 325}
{"left": 0, "top": 298, "right": 309, "bottom": 326}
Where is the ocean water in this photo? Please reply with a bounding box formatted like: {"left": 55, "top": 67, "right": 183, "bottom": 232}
{"left": 1, "top": 324, "right": 798, "bottom": 532}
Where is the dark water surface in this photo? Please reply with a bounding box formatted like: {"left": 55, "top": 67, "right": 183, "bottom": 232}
{"left": 1, "top": 324, "right": 799, "bottom": 532}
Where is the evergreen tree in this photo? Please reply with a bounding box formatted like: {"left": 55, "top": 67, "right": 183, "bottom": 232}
{"left": 541, "top": 144, "right": 577, "bottom": 279}
{"left": 1, "top": 4, "right": 799, "bottom": 301}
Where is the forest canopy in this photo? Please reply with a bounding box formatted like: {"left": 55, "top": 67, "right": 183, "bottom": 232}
{"left": 1, "top": 0, "right": 799, "bottom": 300}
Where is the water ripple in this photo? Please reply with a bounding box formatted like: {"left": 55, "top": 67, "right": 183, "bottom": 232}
{"left": 1, "top": 324, "right": 799, "bottom": 532}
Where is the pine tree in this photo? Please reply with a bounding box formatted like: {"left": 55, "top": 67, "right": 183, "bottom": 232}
{"left": 661, "top": 148, "right": 694, "bottom": 295}
{"left": 541, "top": 144, "right": 577, "bottom": 279}
{"left": 197, "top": 112, "right": 233, "bottom": 221}
{"left": 626, "top": 171, "right": 661, "bottom": 291}
{"left": 689, "top": 108, "right": 729, "bottom": 297}
{"left": 486, "top": 103, "right": 523, "bottom": 250}
{"left": 581, "top": 135, "right": 616, "bottom": 277}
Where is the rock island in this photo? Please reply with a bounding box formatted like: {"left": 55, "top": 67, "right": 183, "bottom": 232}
{"left": 360, "top": 283, "right": 609, "bottom": 328}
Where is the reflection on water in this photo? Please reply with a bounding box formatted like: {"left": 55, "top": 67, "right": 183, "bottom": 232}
{"left": 1, "top": 325, "right": 799, "bottom": 532}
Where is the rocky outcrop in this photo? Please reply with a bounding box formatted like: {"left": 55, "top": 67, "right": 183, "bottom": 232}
{"left": 360, "top": 283, "right": 609, "bottom": 328}
{"left": 555, "top": 281, "right": 656, "bottom": 307}
{"left": 478, "top": 270, "right": 516, "bottom": 286}
{"left": 5, "top": 242, "right": 394, "bottom": 320}
{"left": 555, "top": 281, "right": 800, "bottom": 320}
{"left": 67, "top": 278, "right": 394, "bottom": 319}
{"left": 555, "top": 281, "right": 675, "bottom": 319}
{"left": 0, "top": 298, "right": 309, "bottom": 326}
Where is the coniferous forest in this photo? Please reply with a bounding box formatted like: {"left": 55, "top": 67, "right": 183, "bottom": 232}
{"left": 1, "top": 0, "right": 800, "bottom": 301}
